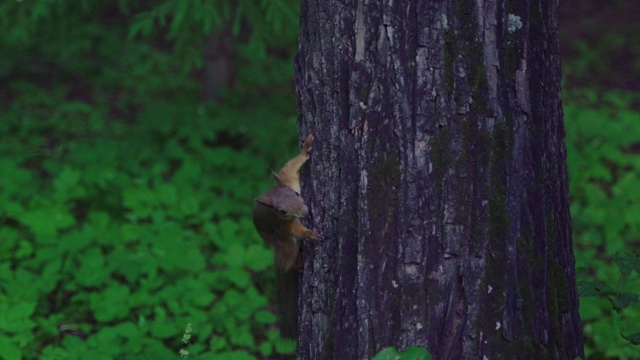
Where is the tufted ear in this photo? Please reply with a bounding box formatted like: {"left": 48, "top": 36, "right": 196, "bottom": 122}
{"left": 271, "top": 170, "right": 285, "bottom": 187}
{"left": 256, "top": 195, "right": 273, "bottom": 206}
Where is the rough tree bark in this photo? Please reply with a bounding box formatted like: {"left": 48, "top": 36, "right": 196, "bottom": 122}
{"left": 294, "top": 1, "right": 583, "bottom": 359}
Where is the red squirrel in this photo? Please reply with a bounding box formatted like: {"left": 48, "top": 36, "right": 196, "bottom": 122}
{"left": 253, "top": 134, "right": 321, "bottom": 270}
{"left": 252, "top": 134, "right": 321, "bottom": 338}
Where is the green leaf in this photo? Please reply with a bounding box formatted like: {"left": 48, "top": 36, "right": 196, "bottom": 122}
{"left": 143, "top": 339, "right": 177, "bottom": 359}
{"left": 212, "top": 351, "right": 256, "bottom": 360}
{"left": 18, "top": 206, "right": 75, "bottom": 235}
{"left": 273, "top": 338, "right": 296, "bottom": 355}
{"left": 266, "top": 329, "right": 280, "bottom": 342}
{"left": 113, "top": 322, "right": 141, "bottom": 338}
{"left": 0, "top": 228, "right": 18, "bottom": 260}
{"left": 218, "top": 244, "right": 246, "bottom": 268}
{"left": 90, "top": 284, "right": 131, "bottom": 322}
{"left": 373, "top": 346, "right": 433, "bottom": 360}
{"left": 14, "top": 240, "right": 33, "bottom": 259}
{"left": 0, "top": 336, "right": 21, "bottom": 360}
{"left": 156, "top": 183, "right": 177, "bottom": 205}
{"left": 400, "top": 346, "right": 432, "bottom": 360}
{"left": 621, "top": 332, "right": 640, "bottom": 346}
{"left": 614, "top": 251, "right": 640, "bottom": 276}
{"left": 39, "top": 345, "right": 71, "bottom": 360}
{"left": 258, "top": 341, "right": 273, "bottom": 357}
{"left": 190, "top": 288, "right": 215, "bottom": 308}
{"left": 576, "top": 278, "right": 617, "bottom": 298}
{"left": 40, "top": 258, "right": 62, "bottom": 293}
{"left": 577, "top": 279, "right": 598, "bottom": 297}
{"left": 149, "top": 319, "right": 180, "bottom": 339}
{"left": 209, "top": 336, "right": 228, "bottom": 352}
{"left": 254, "top": 310, "right": 276, "bottom": 324}
{"left": 225, "top": 269, "right": 251, "bottom": 288}
{"left": 35, "top": 313, "right": 65, "bottom": 337}
{"left": 229, "top": 326, "right": 255, "bottom": 347}
{"left": 53, "top": 166, "right": 81, "bottom": 194}
{"left": 609, "top": 292, "right": 640, "bottom": 313}
{"left": 109, "top": 246, "right": 157, "bottom": 282}
{"left": 579, "top": 297, "right": 603, "bottom": 321}
{"left": 373, "top": 347, "right": 400, "bottom": 360}
{"left": 75, "top": 248, "right": 109, "bottom": 287}
{"left": 244, "top": 245, "right": 273, "bottom": 271}
{"left": 0, "top": 302, "right": 37, "bottom": 333}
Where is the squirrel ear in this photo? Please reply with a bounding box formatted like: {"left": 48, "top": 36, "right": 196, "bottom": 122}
{"left": 256, "top": 195, "right": 273, "bottom": 206}
{"left": 271, "top": 170, "right": 285, "bottom": 186}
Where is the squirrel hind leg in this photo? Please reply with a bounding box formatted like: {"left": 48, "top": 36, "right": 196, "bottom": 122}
{"left": 274, "top": 155, "right": 307, "bottom": 192}
{"left": 274, "top": 135, "right": 314, "bottom": 192}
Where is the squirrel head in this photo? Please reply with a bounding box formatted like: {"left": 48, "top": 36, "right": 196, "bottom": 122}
{"left": 255, "top": 186, "right": 308, "bottom": 220}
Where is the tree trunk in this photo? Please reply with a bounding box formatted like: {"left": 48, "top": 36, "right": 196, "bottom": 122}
{"left": 294, "top": 1, "right": 583, "bottom": 359}
{"left": 202, "top": 23, "right": 236, "bottom": 101}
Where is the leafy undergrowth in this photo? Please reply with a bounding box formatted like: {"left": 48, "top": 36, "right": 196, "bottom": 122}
{"left": 373, "top": 346, "right": 432, "bottom": 360}
{"left": 0, "top": 96, "right": 299, "bottom": 359}
{"left": 565, "top": 89, "right": 640, "bottom": 359}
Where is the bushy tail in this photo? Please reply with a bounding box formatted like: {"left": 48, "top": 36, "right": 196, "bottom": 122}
{"left": 276, "top": 268, "right": 299, "bottom": 339}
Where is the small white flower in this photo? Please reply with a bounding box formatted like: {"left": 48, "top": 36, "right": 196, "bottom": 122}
{"left": 181, "top": 323, "right": 193, "bottom": 344}
{"left": 179, "top": 323, "right": 193, "bottom": 358}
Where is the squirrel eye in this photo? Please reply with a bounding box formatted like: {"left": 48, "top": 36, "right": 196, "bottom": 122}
{"left": 279, "top": 209, "right": 287, "bottom": 215}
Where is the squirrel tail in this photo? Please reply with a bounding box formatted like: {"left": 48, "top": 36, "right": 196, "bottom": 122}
{"left": 276, "top": 268, "right": 299, "bottom": 339}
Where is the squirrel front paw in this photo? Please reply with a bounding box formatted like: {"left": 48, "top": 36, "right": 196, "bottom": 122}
{"left": 301, "top": 134, "right": 314, "bottom": 156}
{"left": 304, "top": 230, "right": 322, "bottom": 241}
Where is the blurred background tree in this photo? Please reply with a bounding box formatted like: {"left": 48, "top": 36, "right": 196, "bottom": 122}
{"left": 0, "top": 0, "right": 638, "bottom": 359}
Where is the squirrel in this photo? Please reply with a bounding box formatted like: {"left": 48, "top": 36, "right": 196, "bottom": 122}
{"left": 252, "top": 134, "right": 321, "bottom": 338}
{"left": 253, "top": 134, "right": 321, "bottom": 270}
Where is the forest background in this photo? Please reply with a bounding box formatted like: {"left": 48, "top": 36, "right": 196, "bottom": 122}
{"left": 0, "top": 1, "right": 638, "bottom": 359}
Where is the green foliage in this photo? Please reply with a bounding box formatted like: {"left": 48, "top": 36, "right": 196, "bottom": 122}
{"left": 565, "top": 89, "right": 640, "bottom": 359}
{"left": 1, "top": 1, "right": 637, "bottom": 359}
{"left": 559, "top": 2, "right": 640, "bottom": 90}
{"left": 0, "top": 99, "right": 298, "bottom": 359}
{"left": 0, "top": 0, "right": 298, "bottom": 108}
{"left": 373, "top": 346, "right": 433, "bottom": 360}
{"left": 0, "top": 1, "right": 301, "bottom": 359}
{"left": 578, "top": 251, "right": 640, "bottom": 321}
